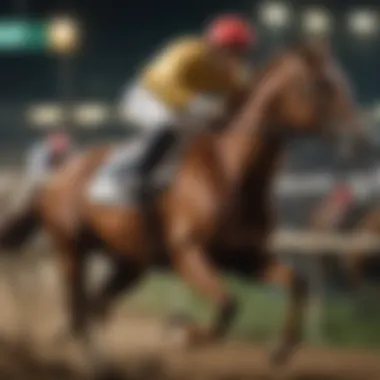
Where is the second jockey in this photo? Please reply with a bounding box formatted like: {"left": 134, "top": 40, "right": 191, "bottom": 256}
{"left": 117, "top": 14, "right": 256, "bottom": 202}
{"left": 25, "top": 130, "right": 73, "bottom": 189}
{"left": 16, "top": 130, "right": 74, "bottom": 209}
{"left": 0, "top": 130, "right": 74, "bottom": 248}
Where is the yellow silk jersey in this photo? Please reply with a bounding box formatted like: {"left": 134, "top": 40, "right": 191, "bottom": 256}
{"left": 141, "top": 36, "right": 249, "bottom": 111}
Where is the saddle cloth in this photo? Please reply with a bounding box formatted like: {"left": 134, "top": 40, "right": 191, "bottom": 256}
{"left": 87, "top": 138, "right": 181, "bottom": 205}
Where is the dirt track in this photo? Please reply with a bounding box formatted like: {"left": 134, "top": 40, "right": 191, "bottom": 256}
{"left": 0, "top": 253, "right": 378, "bottom": 380}
{"left": 0, "top": 315, "right": 380, "bottom": 380}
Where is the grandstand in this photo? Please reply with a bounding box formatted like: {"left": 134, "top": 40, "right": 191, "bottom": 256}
{"left": 0, "top": 0, "right": 379, "bottom": 217}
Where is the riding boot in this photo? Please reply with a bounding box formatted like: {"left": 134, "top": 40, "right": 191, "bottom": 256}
{"left": 136, "top": 126, "right": 177, "bottom": 204}
{"left": 134, "top": 127, "right": 177, "bottom": 254}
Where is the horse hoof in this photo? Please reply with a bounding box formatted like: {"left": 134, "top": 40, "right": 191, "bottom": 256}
{"left": 166, "top": 312, "right": 193, "bottom": 328}
{"left": 270, "top": 341, "right": 299, "bottom": 367}
{"left": 165, "top": 316, "right": 210, "bottom": 349}
{"left": 270, "top": 345, "right": 287, "bottom": 367}
{"left": 91, "top": 362, "right": 124, "bottom": 380}
{"left": 53, "top": 327, "right": 72, "bottom": 344}
{"left": 187, "top": 325, "right": 211, "bottom": 347}
{"left": 52, "top": 326, "right": 84, "bottom": 348}
{"left": 165, "top": 313, "right": 191, "bottom": 347}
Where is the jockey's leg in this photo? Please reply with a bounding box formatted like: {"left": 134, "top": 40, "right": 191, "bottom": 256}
{"left": 135, "top": 126, "right": 177, "bottom": 202}
{"left": 172, "top": 243, "right": 238, "bottom": 344}
{"left": 259, "top": 257, "right": 308, "bottom": 365}
{"left": 119, "top": 81, "right": 180, "bottom": 202}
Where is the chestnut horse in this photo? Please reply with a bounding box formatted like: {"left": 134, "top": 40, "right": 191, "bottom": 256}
{"left": 37, "top": 41, "right": 362, "bottom": 364}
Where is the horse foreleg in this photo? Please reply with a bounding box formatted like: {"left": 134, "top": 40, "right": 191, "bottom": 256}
{"left": 57, "top": 244, "right": 87, "bottom": 340}
{"left": 260, "top": 259, "right": 308, "bottom": 365}
{"left": 172, "top": 244, "right": 238, "bottom": 344}
{"left": 90, "top": 259, "right": 144, "bottom": 323}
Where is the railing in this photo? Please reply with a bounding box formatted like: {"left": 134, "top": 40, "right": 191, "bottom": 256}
{"left": 269, "top": 230, "right": 380, "bottom": 342}
{"left": 271, "top": 230, "right": 380, "bottom": 254}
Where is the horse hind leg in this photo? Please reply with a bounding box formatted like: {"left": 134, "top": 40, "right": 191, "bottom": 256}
{"left": 50, "top": 233, "right": 89, "bottom": 341}
{"left": 259, "top": 257, "right": 308, "bottom": 366}
{"left": 0, "top": 204, "right": 39, "bottom": 250}
{"left": 90, "top": 257, "right": 145, "bottom": 324}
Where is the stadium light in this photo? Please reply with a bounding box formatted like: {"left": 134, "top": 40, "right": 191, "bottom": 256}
{"left": 48, "top": 15, "right": 81, "bottom": 54}
{"left": 74, "top": 103, "right": 109, "bottom": 128}
{"left": 347, "top": 9, "right": 378, "bottom": 37}
{"left": 258, "top": 1, "right": 291, "bottom": 29}
{"left": 27, "top": 104, "right": 63, "bottom": 128}
{"left": 302, "top": 8, "right": 332, "bottom": 36}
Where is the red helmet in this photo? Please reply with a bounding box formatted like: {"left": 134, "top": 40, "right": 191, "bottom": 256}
{"left": 47, "top": 130, "right": 71, "bottom": 153}
{"left": 206, "top": 14, "right": 255, "bottom": 50}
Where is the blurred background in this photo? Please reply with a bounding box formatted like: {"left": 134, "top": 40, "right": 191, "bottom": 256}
{"left": 1, "top": 0, "right": 380, "bottom": 217}
{"left": 0, "top": 0, "right": 380, "bottom": 379}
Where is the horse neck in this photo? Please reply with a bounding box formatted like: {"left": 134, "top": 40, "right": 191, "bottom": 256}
{"left": 216, "top": 49, "right": 298, "bottom": 190}
{"left": 218, "top": 121, "right": 284, "bottom": 190}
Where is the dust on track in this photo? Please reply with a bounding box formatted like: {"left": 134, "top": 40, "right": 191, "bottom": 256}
{"left": 0, "top": 252, "right": 378, "bottom": 380}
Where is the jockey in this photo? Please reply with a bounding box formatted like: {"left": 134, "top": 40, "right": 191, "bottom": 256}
{"left": 118, "top": 13, "right": 256, "bottom": 201}
{"left": 0, "top": 129, "right": 75, "bottom": 248}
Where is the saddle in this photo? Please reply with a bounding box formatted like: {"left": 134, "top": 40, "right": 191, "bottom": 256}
{"left": 88, "top": 140, "right": 181, "bottom": 206}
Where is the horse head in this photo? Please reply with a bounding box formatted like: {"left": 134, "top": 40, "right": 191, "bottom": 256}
{"left": 279, "top": 39, "right": 366, "bottom": 156}
{"left": 235, "top": 39, "right": 365, "bottom": 150}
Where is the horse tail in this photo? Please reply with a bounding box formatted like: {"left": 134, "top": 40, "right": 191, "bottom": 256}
{"left": 0, "top": 205, "right": 40, "bottom": 250}
{"left": 0, "top": 145, "right": 110, "bottom": 252}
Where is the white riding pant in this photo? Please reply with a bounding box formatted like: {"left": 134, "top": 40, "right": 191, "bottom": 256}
{"left": 119, "top": 83, "right": 179, "bottom": 132}
{"left": 119, "top": 82, "right": 225, "bottom": 133}
{"left": 89, "top": 83, "right": 224, "bottom": 204}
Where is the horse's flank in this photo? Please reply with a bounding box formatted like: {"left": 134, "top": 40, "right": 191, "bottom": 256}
{"left": 39, "top": 146, "right": 110, "bottom": 237}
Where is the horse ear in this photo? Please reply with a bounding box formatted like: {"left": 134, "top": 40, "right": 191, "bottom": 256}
{"left": 304, "top": 36, "right": 331, "bottom": 63}
{"left": 298, "top": 37, "right": 332, "bottom": 68}
{"left": 313, "top": 37, "right": 332, "bottom": 61}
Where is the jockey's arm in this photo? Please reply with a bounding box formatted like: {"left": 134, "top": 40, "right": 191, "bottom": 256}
{"left": 142, "top": 41, "right": 203, "bottom": 111}
{"left": 180, "top": 60, "right": 250, "bottom": 124}
{"left": 144, "top": 40, "right": 229, "bottom": 123}
{"left": 141, "top": 38, "right": 251, "bottom": 131}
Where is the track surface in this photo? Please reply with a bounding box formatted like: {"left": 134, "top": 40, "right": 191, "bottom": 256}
{"left": 0, "top": 252, "right": 378, "bottom": 379}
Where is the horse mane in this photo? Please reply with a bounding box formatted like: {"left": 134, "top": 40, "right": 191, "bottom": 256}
{"left": 249, "top": 40, "right": 330, "bottom": 100}
{"left": 292, "top": 39, "right": 331, "bottom": 70}
{"left": 257, "top": 40, "right": 327, "bottom": 78}
{"left": 221, "top": 39, "right": 329, "bottom": 135}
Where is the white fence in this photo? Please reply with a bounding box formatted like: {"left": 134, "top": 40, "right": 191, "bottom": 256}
{"left": 269, "top": 230, "right": 380, "bottom": 342}
{"left": 271, "top": 230, "right": 380, "bottom": 255}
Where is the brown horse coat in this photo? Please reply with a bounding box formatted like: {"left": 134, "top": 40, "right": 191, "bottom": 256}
{"left": 37, "top": 41, "right": 363, "bottom": 363}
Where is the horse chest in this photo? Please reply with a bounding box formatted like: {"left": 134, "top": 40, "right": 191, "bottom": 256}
{"left": 215, "top": 185, "right": 272, "bottom": 249}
